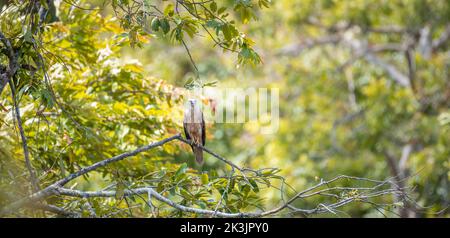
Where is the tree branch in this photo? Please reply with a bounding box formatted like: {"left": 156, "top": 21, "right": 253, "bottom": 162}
{"left": 383, "top": 147, "right": 416, "bottom": 218}
{"left": 0, "top": 134, "right": 408, "bottom": 217}
{"left": 341, "top": 37, "right": 411, "bottom": 87}
{"left": 53, "top": 175, "right": 403, "bottom": 218}
{"left": 27, "top": 203, "right": 80, "bottom": 217}
{"left": 0, "top": 31, "right": 19, "bottom": 96}
{"left": 432, "top": 24, "right": 450, "bottom": 50}
{"left": 0, "top": 134, "right": 181, "bottom": 215}
{"left": 9, "top": 82, "right": 40, "bottom": 192}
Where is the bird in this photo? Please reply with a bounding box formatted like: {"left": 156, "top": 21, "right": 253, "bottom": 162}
{"left": 183, "top": 99, "right": 205, "bottom": 164}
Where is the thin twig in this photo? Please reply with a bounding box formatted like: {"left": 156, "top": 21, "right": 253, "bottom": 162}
{"left": 0, "top": 134, "right": 407, "bottom": 218}
{"left": 9, "top": 82, "right": 40, "bottom": 192}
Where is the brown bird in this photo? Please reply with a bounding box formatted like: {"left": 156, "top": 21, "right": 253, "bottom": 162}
{"left": 183, "top": 99, "right": 205, "bottom": 164}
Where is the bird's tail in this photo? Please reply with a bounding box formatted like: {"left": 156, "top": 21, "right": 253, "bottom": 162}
{"left": 192, "top": 146, "right": 203, "bottom": 164}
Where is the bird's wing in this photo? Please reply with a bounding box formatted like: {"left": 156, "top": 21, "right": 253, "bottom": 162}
{"left": 183, "top": 122, "right": 195, "bottom": 153}
{"left": 201, "top": 113, "right": 205, "bottom": 146}
{"left": 183, "top": 122, "right": 191, "bottom": 141}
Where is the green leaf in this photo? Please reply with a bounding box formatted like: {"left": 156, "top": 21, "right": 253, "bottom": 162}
{"left": 202, "top": 80, "right": 218, "bottom": 88}
{"left": 24, "top": 29, "right": 33, "bottom": 43}
{"left": 157, "top": 182, "right": 164, "bottom": 193}
{"left": 175, "top": 163, "right": 188, "bottom": 177}
{"left": 201, "top": 173, "right": 209, "bottom": 184}
{"left": 218, "top": 7, "right": 227, "bottom": 15}
{"left": 197, "top": 201, "right": 207, "bottom": 209}
{"left": 222, "top": 24, "right": 232, "bottom": 41}
{"left": 184, "top": 77, "right": 195, "bottom": 89}
{"left": 241, "top": 184, "right": 251, "bottom": 196}
{"left": 151, "top": 17, "right": 160, "bottom": 32}
{"left": 180, "top": 188, "right": 191, "bottom": 199}
{"left": 164, "top": 3, "right": 175, "bottom": 17}
{"left": 258, "top": 0, "right": 271, "bottom": 8}
{"left": 206, "top": 19, "right": 220, "bottom": 29}
{"left": 210, "top": 2, "right": 217, "bottom": 12}
{"left": 115, "top": 182, "right": 125, "bottom": 199}
{"left": 210, "top": 170, "right": 218, "bottom": 178}
{"left": 249, "top": 179, "right": 259, "bottom": 193}
{"left": 160, "top": 18, "right": 171, "bottom": 34}
{"left": 41, "top": 88, "right": 54, "bottom": 108}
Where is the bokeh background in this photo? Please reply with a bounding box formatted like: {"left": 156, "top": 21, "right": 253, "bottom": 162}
{"left": 0, "top": 0, "right": 449, "bottom": 217}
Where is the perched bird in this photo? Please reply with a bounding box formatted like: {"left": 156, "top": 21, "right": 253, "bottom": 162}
{"left": 183, "top": 99, "right": 205, "bottom": 164}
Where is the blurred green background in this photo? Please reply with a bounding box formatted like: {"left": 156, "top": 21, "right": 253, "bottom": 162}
{"left": 0, "top": 0, "right": 448, "bottom": 217}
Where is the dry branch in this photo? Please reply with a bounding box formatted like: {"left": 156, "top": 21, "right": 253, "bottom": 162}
{"left": 0, "top": 134, "right": 407, "bottom": 218}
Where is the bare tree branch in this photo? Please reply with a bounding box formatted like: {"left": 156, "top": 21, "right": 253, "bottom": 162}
{"left": 27, "top": 203, "right": 80, "bottom": 217}
{"left": 383, "top": 147, "right": 416, "bottom": 218}
{"left": 0, "top": 134, "right": 181, "bottom": 215}
{"left": 0, "top": 31, "right": 18, "bottom": 95}
{"left": 276, "top": 29, "right": 411, "bottom": 88}
{"left": 51, "top": 174, "right": 403, "bottom": 218}
{"left": 83, "top": 198, "right": 97, "bottom": 218}
{"left": 9, "top": 82, "right": 40, "bottom": 192}
{"left": 0, "top": 32, "right": 21, "bottom": 90}
{"left": 0, "top": 134, "right": 408, "bottom": 217}
{"left": 277, "top": 34, "right": 341, "bottom": 56}
{"left": 341, "top": 37, "right": 411, "bottom": 87}
{"left": 432, "top": 24, "right": 450, "bottom": 50}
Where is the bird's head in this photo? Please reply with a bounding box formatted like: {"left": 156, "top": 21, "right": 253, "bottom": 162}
{"left": 188, "top": 99, "right": 197, "bottom": 108}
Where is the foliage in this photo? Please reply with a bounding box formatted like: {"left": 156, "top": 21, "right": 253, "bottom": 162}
{"left": 0, "top": 0, "right": 274, "bottom": 218}
{"left": 0, "top": 0, "right": 449, "bottom": 217}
